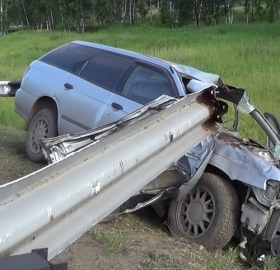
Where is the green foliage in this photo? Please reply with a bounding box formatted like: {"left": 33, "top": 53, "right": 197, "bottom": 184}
{"left": 265, "top": 0, "right": 280, "bottom": 22}
{"left": 159, "top": 0, "right": 171, "bottom": 26}
{"left": 93, "top": 0, "right": 123, "bottom": 25}
{"left": 177, "top": 0, "right": 193, "bottom": 27}
{"left": 136, "top": 0, "right": 148, "bottom": 20}
{"left": 141, "top": 250, "right": 181, "bottom": 268}
{"left": 1, "top": 0, "right": 280, "bottom": 33}
{"left": 90, "top": 226, "right": 126, "bottom": 254}
{"left": 244, "top": 0, "right": 267, "bottom": 23}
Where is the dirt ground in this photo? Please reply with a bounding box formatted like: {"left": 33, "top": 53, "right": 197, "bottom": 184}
{"left": 0, "top": 128, "right": 246, "bottom": 270}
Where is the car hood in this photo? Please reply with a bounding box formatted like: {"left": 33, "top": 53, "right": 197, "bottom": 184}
{"left": 209, "top": 129, "right": 280, "bottom": 190}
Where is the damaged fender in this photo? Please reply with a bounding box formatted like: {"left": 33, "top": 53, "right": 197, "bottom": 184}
{"left": 175, "top": 136, "right": 215, "bottom": 201}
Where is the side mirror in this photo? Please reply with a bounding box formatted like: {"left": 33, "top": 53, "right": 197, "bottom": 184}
{"left": 264, "top": 112, "right": 280, "bottom": 149}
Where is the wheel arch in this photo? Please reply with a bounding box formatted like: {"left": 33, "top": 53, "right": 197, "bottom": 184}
{"left": 205, "top": 164, "right": 232, "bottom": 182}
{"left": 205, "top": 164, "right": 247, "bottom": 204}
{"left": 24, "top": 97, "right": 58, "bottom": 131}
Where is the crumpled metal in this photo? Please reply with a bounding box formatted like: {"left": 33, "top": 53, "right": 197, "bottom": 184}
{"left": 274, "top": 143, "right": 280, "bottom": 159}
{"left": 168, "top": 62, "right": 223, "bottom": 86}
{"left": 237, "top": 91, "right": 255, "bottom": 114}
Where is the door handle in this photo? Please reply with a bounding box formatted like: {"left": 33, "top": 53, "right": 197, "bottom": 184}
{"left": 64, "top": 83, "right": 73, "bottom": 90}
{"left": 111, "top": 102, "right": 123, "bottom": 110}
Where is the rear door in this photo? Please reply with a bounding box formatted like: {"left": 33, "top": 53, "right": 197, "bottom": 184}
{"left": 57, "top": 73, "right": 113, "bottom": 134}
{"left": 56, "top": 51, "right": 134, "bottom": 134}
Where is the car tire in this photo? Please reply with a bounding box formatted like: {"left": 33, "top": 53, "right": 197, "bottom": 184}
{"left": 26, "top": 108, "right": 58, "bottom": 163}
{"left": 167, "top": 172, "right": 239, "bottom": 250}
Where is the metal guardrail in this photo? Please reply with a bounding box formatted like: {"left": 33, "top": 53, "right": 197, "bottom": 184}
{"left": 0, "top": 80, "right": 21, "bottom": 97}
{"left": 0, "top": 90, "right": 227, "bottom": 259}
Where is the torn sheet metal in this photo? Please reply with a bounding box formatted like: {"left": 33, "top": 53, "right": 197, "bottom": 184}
{"left": 41, "top": 95, "right": 179, "bottom": 162}
{"left": 0, "top": 88, "right": 225, "bottom": 259}
{"left": 183, "top": 80, "right": 255, "bottom": 116}
{"left": 0, "top": 81, "right": 21, "bottom": 97}
{"left": 237, "top": 91, "right": 255, "bottom": 114}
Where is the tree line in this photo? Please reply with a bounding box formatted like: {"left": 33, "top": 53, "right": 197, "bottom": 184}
{"left": 0, "top": 0, "right": 280, "bottom": 33}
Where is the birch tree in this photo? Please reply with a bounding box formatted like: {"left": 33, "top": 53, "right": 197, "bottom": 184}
{"left": 0, "top": 0, "right": 3, "bottom": 32}
{"left": 1, "top": 0, "right": 280, "bottom": 31}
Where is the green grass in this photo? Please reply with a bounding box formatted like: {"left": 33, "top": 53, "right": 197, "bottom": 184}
{"left": 1, "top": 22, "right": 280, "bottom": 140}
{"left": 88, "top": 213, "right": 280, "bottom": 269}
{"left": 88, "top": 214, "right": 247, "bottom": 269}
{"left": 89, "top": 226, "right": 126, "bottom": 255}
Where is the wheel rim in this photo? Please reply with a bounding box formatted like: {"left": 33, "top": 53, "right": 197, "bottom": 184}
{"left": 29, "top": 117, "right": 49, "bottom": 154}
{"left": 176, "top": 185, "right": 215, "bottom": 239}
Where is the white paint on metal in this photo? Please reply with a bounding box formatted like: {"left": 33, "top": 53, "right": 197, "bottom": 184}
{"left": 47, "top": 207, "right": 52, "bottom": 218}
{"left": 90, "top": 180, "right": 101, "bottom": 196}
{"left": 0, "top": 92, "right": 219, "bottom": 259}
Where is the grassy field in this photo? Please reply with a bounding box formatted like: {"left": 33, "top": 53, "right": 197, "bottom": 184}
{"left": 1, "top": 22, "right": 280, "bottom": 141}
{"left": 1, "top": 22, "right": 280, "bottom": 269}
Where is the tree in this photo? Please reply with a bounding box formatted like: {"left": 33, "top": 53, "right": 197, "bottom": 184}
{"left": 137, "top": 0, "right": 148, "bottom": 21}
{"left": 1, "top": 0, "right": 280, "bottom": 31}
{"left": 0, "top": 0, "right": 4, "bottom": 32}
{"left": 265, "top": 0, "right": 280, "bottom": 22}
{"left": 224, "top": 0, "right": 234, "bottom": 24}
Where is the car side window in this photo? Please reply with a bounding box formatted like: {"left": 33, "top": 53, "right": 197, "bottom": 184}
{"left": 123, "top": 65, "right": 174, "bottom": 104}
{"left": 79, "top": 52, "right": 134, "bottom": 91}
{"left": 40, "top": 43, "right": 101, "bottom": 73}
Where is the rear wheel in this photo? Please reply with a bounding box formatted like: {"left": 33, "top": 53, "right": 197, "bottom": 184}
{"left": 26, "top": 108, "right": 58, "bottom": 163}
{"left": 168, "top": 173, "right": 239, "bottom": 249}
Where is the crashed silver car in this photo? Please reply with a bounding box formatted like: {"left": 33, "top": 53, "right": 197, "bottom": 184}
{"left": 13, "top": 41, "right": 280, "bottom": 254}
{"left": 40, "top": 58, "right": 280, "bottom": 256}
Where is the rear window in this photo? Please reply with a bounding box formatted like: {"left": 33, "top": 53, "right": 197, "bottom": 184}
{"left": 40, "top": 43, "right": 101, "bottom": 73}
{"left": 79, "top": 52, "right": 134, "bottom": 91}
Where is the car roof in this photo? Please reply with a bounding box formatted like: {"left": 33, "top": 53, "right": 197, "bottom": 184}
{"left": 72, "top": 41, "right": 222, "bottom": 86}
{"left": 72, "top": 40, "right": 172, "bottom": 69}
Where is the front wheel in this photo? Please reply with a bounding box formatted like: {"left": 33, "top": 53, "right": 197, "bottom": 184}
{"left": 26, "top": 108, "right": 58, "bottom": 163}
{"left": 167, "top": 173, "right": 239, "bottom": 250}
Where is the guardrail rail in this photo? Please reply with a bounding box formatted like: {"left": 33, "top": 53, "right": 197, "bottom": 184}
{"left": 0, "top": 80, "right": 21, "bottom": 97}
{"left": 0, "top": 89, "right": 227, "bottom": 259}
